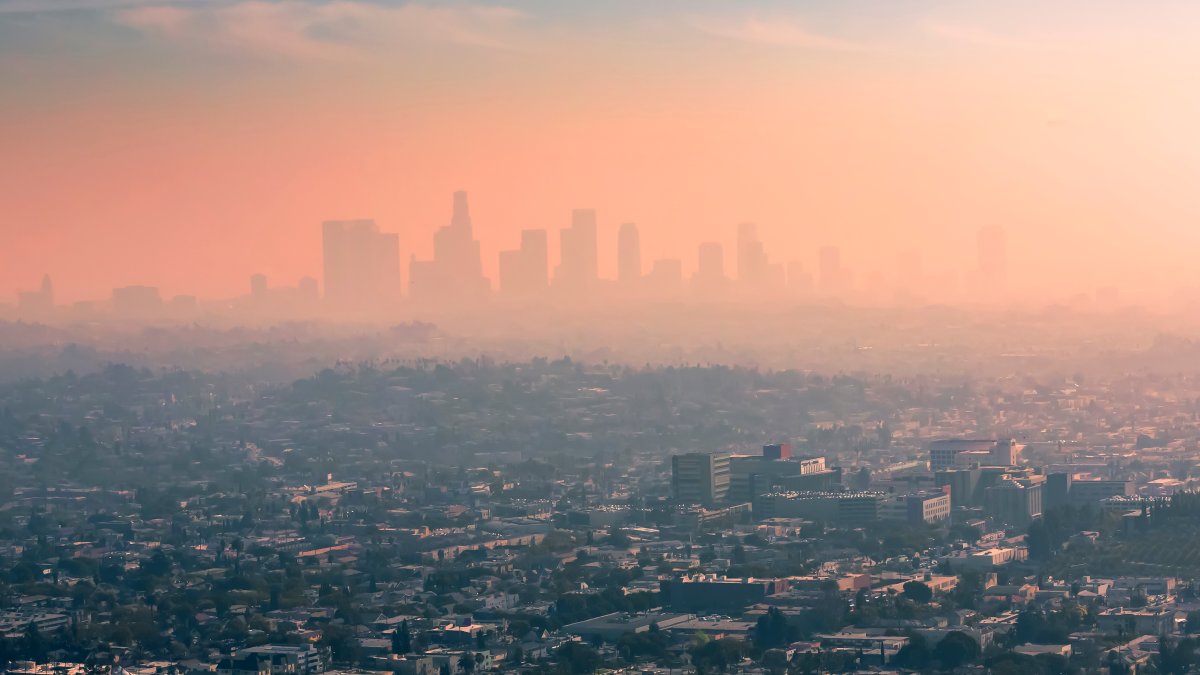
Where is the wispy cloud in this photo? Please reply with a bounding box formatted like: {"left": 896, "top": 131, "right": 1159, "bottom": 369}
{"left": 111, "top": 1, "right": 529, "bottom": 61}
{"left": 920, "top": 20, "right": 1043, "bottom": 50}
{"left": 688, "top": 14, "right": 868, "bottom": 52}
{"left": 0, "top": 0, "right": 181, "bottom": 14}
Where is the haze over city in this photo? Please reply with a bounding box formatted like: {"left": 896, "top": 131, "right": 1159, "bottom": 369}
{"left": 13, "top": 4, "right": 1200, "bottom": 675}
{"left": 8, "top": 0, "right": 1200, "bottom": 308}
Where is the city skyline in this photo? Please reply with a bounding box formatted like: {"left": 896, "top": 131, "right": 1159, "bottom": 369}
{"left": 10, "top": 2, "right": 1200, "bottom": 303}
{"left": 7, "top": 190, "right": 1025, "bottom": 315}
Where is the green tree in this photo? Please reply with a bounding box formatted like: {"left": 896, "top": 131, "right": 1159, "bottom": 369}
{"left": 392, "top": 620, "right": 412, "bottom": 654}
{"left": 933, "top": 631, "right": 979, "bottom": 669}
{"left": 902, "top": 580, "right": 933, "bottom": 604}
{"left": 555, "top": 641, "right": 601, "bottom": 674}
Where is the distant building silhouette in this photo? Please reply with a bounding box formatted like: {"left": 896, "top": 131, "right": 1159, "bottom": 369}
{"left": 617, "top": 222, "right": 642, "bottom": 284}
{"left": 112, "top": 285, "right": 163, "bottom": 316}
{"left": 17, "top": 274, "right": 54, "bottom": 316}
{"left": 499, "top": 229, "right": 549, "bottom": 297}
{"left": 737, "top": 223, "right": 767, "bottom": 286}
{"left": 322, "top": 219, "right": 401, "bottom": 312}
{"left": 556, "top": 208, "right": 599, "bottom": 292}
{"left": 696, "top": 242, "right": 724, "bottom": 282}
{"left": 298, "top": 276, "right": 319, "bottom": 299}
{"left": 818, "top": 246, "right": 851, "bottom": 297}
{"left": 694, "top": 242, "right": 726, "bottom": 295}
{"left": 410, "top": 191, "right": 490, "bottom": 303}
{"left": 646, "top": 258, "right": 683, "bottom": 297}
{"left": 250, "top": 273, "right": 268, "bottom": 298}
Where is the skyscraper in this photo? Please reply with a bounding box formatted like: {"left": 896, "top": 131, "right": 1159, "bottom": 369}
{"left": 617, "top": 222, "right": 642, "bottom": 284}
{"left": 556, "top": 208, "right": 599, "bottom": 292}
{"left": 410, "top": 191, "right": 489, "bottom": 303}
{"left": 250, "top": 273, "right": 268, "bottom": 298}
{"left": 818, "top": 245, "right": 850, "bottom": 297}
{"left": 322, "top": 219, "right": 401, "bottom": 312}
{"left": 17, "top": 274, "right": 54, "bottom": 315}
{"left": 498, "top": 229, "right": 549, "bottom": 297}
{"left": 737, "top": 223, "right": 767, "bottom": 286}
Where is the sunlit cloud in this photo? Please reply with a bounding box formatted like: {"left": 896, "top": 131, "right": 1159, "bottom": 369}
{"left": 113, "top": 1, "right": 529, "bottom": 61}
{"left": 687, "top": 14, "right": 869, "bottom": 52}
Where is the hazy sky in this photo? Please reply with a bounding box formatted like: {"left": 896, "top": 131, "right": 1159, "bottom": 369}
{"left": 5, "top": 0, "right": 1200, "bottom": 303}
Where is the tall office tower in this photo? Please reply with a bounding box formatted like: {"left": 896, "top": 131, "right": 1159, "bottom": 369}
{"left": 250, "top": 274, "right": 268, "bottom": 298}
{"left": 322, "top": 219, "right": 402, "bottom": 312}
{"left": 522, "top": 229, "right": 549, "bottom": 291}
{"left": 737, "top": 223, "right": 767, "bottom": 285}
{"left": 38, "top": 274, "right": 53, "bottom": 306}
{"left": 896, "top": 251, "right": 923, "bottom": 295}
{"left": 617, "top": 222, "right": 642, "bottom": 284}
{"left": 977, "top": 225, "right": 1007, "bottom": 298}
{"left": 555, "top": 208, "right": 599, "bottom": 292}
{"left": 17, "top": 274, "right": 54, "bottom": 315}
{"left": 818, "top": 245, "right": 850, "bottom": 296}
{"left": 451, "top": 190, "right": 470, "bottom": 229}
{"left": 498, "top": 229, "right": 550, "bottom": 297}
{"left": 411, "top": 191, "right": 489, "bottom": 303}
{"left": 671, "top": 452, "right": 731, "bottom": 506}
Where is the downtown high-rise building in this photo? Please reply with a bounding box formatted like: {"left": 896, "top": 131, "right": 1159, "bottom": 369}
{"left": 499, "top": 229, "right": 549, "bottom": 297}
{"left": 555, "top": 208, "right": 599, "bottom": 292}
{"left": 818, "top": 245, "right": 851, "bottom": 297}
{"left": 17, "top": 274, "right": 54, "bottom": 316}
{"left": 617, "top": 222, "right": 642, "bottom": 284}
{"left": 410, "top": 191, "right": 490, "bottom": 303}
{"left": 737, "top": 223, "right": 768, "bottom": 286}
{"left": 693, "top": 242, "right": 726, "bottom": 295}
{"left": 322, "top": 219, "right": 401, "bottom": 312}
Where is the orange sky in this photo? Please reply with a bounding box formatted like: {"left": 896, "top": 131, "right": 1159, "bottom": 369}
{"left": 5, "top": 0, "right": 1200, "bottom": 303}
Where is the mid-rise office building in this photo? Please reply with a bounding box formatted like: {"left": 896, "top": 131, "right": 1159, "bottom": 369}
{"left": 983, "top": 475, "right": 1044, "bottom": 526}
{"left": 756, "top": 491, "right": 887, "bottom": 526}
{"left": 668, "top": 575, "right": 784, "bottom": 612}
{"left": 930, "top": 439, "right": 1021, "bottom": 471}
{"left": 1069, "top": 479, "right": 1134, "bottom": 505}
{"left": 671, "top": 452, "right": 731, "bottom": 506}
{"left": 885, "top": 489, "right": 952, "bottom": 525}
{"left": 727, "top": 447, "right": 837, "bottom": 503}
